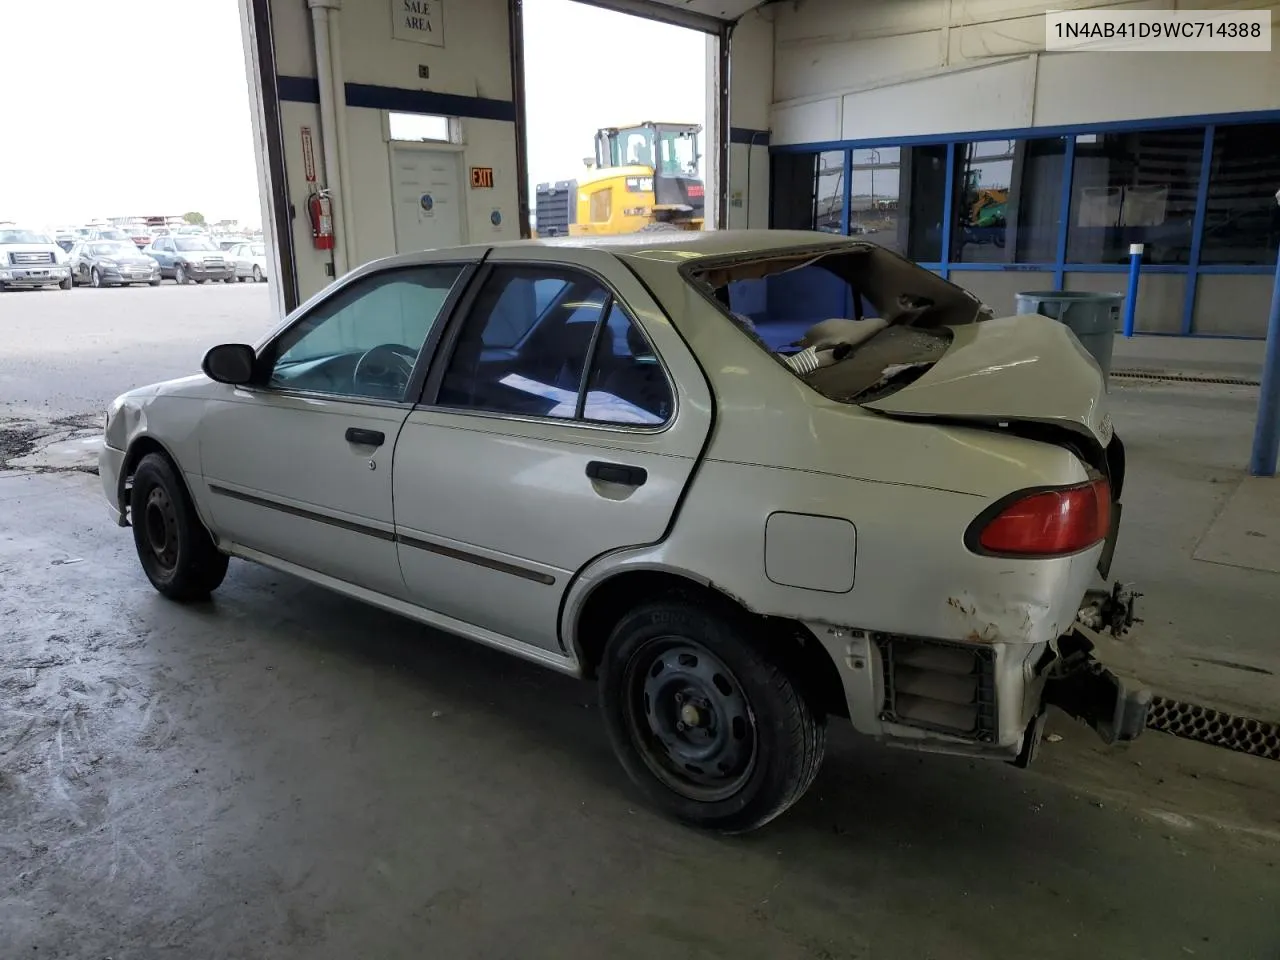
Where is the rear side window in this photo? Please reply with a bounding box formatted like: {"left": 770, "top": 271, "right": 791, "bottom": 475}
{"left": 435, "top": 265, "right": 673, "bottom": 426}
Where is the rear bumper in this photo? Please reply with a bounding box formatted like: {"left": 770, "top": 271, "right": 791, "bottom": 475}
{"left": 811, "top": 621, "right": 1149, "bottom": 764}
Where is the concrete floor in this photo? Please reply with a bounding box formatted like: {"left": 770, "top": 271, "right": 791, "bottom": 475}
{"left": 2, "top": 471, "right": 1278, "bottom": 959}
{"left": 2, "top": 285, "right": 1279, "bottom": 956}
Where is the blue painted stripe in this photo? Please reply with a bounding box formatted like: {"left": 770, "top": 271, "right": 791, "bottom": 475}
{"left": 730, "top": 127, "right": 770, "bottom": 146}
{"left": 277, "top": 74, "right": 516, "bottom": 122}
{"left": 768, "top": 108, "right": 1280, "bottom": 153}
{"left": 1195, "top": 264, "right": 1277, "bottom": 275}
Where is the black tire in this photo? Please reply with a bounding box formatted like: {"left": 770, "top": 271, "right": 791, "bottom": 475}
{"left": 129, "top": 452, "right": 228, "bottom": 601}
{"left": 149, "top": 279, "right": 161, "bottom": 286}
{"left": 91, "top": 267, "right": 103, "bottom": 288}
{"left": 174, "top": 263, "right": 188, "bottom": 285}
{"left": 598, "top": 599, "right": 825, "bottom": 833}
{"left": 59, "top": 275, "right": 72, "bottom": 290}
{"left": 252, "top": 265, "right": 263, "bottom": 283}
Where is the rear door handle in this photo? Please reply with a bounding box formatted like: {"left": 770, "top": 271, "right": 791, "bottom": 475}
{"left": 345, "top": 427, "right": 385, "bottom": 447}
{"left": 586, "top": 460, "right": 647, "bottom": 487}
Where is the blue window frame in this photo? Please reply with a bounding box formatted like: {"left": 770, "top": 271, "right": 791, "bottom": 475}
{"left": 769, "top": 108, "right": 1280, "bottom": 338}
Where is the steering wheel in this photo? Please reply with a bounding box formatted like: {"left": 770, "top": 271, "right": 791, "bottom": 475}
{"left": 352, "top": 343, "right": 418, "bottom": 397}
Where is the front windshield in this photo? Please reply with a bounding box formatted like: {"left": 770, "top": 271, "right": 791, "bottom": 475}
{"left": 657, "top": 128, "right": 698, "bottom": 177}
{"left": 89, "top": 242, "right": 137, "bottom": 257}
{"left": 175, "top": 237, "right": 216, "bottom": 251}
{"left": 97, "top": 229, "right": 130, "bottom": 240}
{"left": 0, "top": 229, "right": 53, "bottom": 244}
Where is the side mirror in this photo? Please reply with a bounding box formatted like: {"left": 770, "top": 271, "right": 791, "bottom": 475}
{"left": 202, "top": 343, "right": 257, "bottom": 385}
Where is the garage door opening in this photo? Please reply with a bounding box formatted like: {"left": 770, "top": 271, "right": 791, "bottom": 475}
{"left": 521, "top": 0, "right": 715, "bottom": 238}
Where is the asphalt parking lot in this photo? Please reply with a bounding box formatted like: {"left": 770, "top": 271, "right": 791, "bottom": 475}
{"left": 2, "top": 285, "right": 1279, "bottom": 958}
{"left": 0, "top": 282, "right": 272, "bottom": 424}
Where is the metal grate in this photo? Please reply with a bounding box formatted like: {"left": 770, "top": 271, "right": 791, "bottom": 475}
{"left": 1111, "top": 370, "right": 1260, "bottom": 387}
{"left": 11, "top": 251, "right": 55, "bottom": 265}
{"left": 1147, "top": 696, "right": 1280, "bottom": 761}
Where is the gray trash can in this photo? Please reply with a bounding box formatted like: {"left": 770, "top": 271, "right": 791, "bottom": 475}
{"left": 1014, "top": 290, "right": 1122, "bottom": 381}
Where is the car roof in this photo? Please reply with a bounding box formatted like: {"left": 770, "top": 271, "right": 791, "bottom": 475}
{"left": 493, "top": 229, "right": 859, "bottom": 263}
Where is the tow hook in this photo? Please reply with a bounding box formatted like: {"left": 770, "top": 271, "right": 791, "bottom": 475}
{"left": 1076, "top": 581, "right": 1143, "bottom": 637}
{"left": 1042, "top": 630, "right": 1152, "bottom": 744}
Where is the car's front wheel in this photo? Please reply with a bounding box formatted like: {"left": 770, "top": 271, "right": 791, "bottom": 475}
{"left": 174, "top": 263, "right": 188, "bottom": 285}
{"left": 598, "top": 600, "right": 826, "bottom": 833}
{"left": 91, "top": 267, "right": 103, "bottom": 288}
{"left": 59, "top": 274, "right": 72, "bottom": 290}
{"left": 129, "top": 452, "right": 228, "bottom": 601}
{"left": 252, "top": 265, "right": 263, "bottom": 283}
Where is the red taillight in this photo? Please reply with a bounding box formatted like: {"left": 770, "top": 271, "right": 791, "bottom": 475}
{"left": 973, "top": 478, "right": 1111, "bottom": 557}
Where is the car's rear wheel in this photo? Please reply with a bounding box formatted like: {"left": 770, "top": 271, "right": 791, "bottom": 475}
{"left": 599, "top": 599, "right": 825, "bottom": 833}
{"left": 174, "top": 263, "right": 188, "bottom": 285}
{"left": 129, "top": 452, "right": 228, "bottom": 601}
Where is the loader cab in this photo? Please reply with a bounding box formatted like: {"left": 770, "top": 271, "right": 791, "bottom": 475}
{"left": 595, "top": 122, "right": 706, "bottom": 228}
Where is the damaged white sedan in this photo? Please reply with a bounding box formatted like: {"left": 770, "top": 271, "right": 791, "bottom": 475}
{"left": 100, "top": 230, "right": 1149, "bottom": 832}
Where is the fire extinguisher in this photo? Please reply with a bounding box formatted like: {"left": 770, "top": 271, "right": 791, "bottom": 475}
{"left": 308, "top": 189, "right": 334, "bottom": 251}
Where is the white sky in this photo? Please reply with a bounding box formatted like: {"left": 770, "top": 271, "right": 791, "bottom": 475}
{"left": 0, "top": 0, "right": 706, "bottom": 231}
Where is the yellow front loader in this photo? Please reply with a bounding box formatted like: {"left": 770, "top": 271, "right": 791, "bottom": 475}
{"left": 535, "top": 122, "right": 705, "bottom": 237}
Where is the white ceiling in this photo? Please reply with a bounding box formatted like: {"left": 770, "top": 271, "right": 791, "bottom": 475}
{"left": 645, "top": 0, "right": 765, "bottom": 19}
{"left": 573, "top": 0, "right": 766, "bottom": 31}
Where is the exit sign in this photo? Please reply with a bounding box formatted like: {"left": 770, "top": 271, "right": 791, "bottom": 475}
{"left": 470, "top": 167, "right": 495, "bottom": 189}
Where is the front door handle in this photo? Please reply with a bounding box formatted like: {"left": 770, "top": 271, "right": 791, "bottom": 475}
{"left": 345, "top": 427, "right": 385, "bottom": 447}
{"left": 586, "top": 460, "right": 647, "bottom": 487}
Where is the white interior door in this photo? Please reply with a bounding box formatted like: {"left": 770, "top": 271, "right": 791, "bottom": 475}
{"left": 391, "top": 146, "right": 465, "bottom": 253}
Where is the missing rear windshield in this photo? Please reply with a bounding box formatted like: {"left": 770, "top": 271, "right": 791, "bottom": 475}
{"left": 683, "top": 244, "right": 989, "bottom": 404}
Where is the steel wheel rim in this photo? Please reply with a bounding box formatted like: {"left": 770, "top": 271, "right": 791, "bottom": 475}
{"left": 623, "top": 637, "right": 758, "bottom": 803}
{"left": 143, "top": 486, "right": 179, "bottom": 571}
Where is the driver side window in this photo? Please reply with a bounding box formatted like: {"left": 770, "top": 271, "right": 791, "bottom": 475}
{"left": 265, "top": 264, "right": 463, "bottom": 401}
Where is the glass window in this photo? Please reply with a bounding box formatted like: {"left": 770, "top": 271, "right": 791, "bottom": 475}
{"left": 850, "top": 147, "right": 900, "bottom": 248}
{"left": 1067, "top": 128, "right": 1203, "bottom": 265}
{"left": 814, "top": 151, "right": 845, "bottom": 234}
{"left": 436, "top": 266, "right": 611, "bottom": 419}
{"left": 266, "top": 265, "right": 462, "bottom": 400}
{"left": 657, "top": 127, "right": 699, "bottom": 178}
{"left": 1015, "top": 138, "right": 1068, "bottom": 263}
{"left": 952, "top": 140, "right": 1015, "bottom": 262}
{"left": 614, "top": 127, "right": 655, "bottom": 168}
{"left": 582, "top": 303, "right": 673, "bottom": 425}
{"left": 388, "top": 112, "right": 450, "bottom": 142}
{"left": 1200, "top": 122, "right": 1280, "bottom": 266}
{"left": 905, "top": 145, "right": 948, "bottom": 262}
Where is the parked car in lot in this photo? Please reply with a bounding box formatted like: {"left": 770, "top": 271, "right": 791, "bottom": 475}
{"left": 87, "top": 226, "right": 136, "bottom": 243}
{"left": 68, "top": 239, "right": 161, "bottom": 287}
{"left": 100, "top": 230, "right": 1147, "bottom": 832}
{"left": 144, "top": 235, "right": 235, "bottom": 284}
{"left": 0, "top": 226, "right": 72, "bottom": 290}
{"left": 125, "top": 225, "right": 154, "bottom": 249}
{"left": 228, "top": 240, "right": 268, "bottom": 282}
